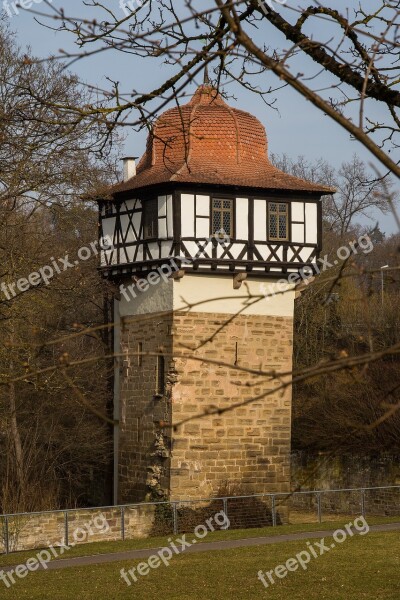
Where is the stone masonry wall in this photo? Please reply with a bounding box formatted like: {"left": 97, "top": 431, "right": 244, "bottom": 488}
{"left": 290, "top": 452, "right": 400, "bottom": 517}
{"left": 0, "top": 506, "right": 156, "bottom": 553}
{"left": 118, "top": 312, "right": 173, "bottom": 503}
{"left": 291, "top": 452, "right": 400, "bottom": 490}
{"left": 169, "top": 312, "right": 294, "bottom": 501}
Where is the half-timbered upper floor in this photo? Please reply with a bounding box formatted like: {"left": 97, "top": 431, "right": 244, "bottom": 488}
{"left": 98, "top": 82, "right": 334, "bottom": 279}
{"left": 99, "top": 184, "right": 323, "bottom": 278}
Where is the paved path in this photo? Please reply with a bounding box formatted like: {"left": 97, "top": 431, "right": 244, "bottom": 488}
{"left": 3, "top": 522, "right": 400, "bottom": 573}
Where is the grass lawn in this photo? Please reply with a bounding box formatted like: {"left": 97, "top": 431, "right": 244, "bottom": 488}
{"left": 1, "top": 530, "right": 399, "bottom": 599}
{"left": 0, "top": 515, "right": 398, "bottom": 567}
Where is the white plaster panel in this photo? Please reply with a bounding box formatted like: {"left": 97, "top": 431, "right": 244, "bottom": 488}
{"left": 173, "top": 275, "right": 295, "bottom": 316}
{"left": 136, "top": 245, "right": 143, "bottom": 262}
{"left": 299, "top": 247, "right": 315, "bottom": 262}
{"left": 160, "top": 241, "right": 173, "bottom": 258}
{"left": 119, "top": 278, "right": 174, "bottom": 316}
{"left": 196, "top": 218, "right": 210, "bottom": 238}
{"left": 181, "top": 194, "right": 195, "bottom": 237}
{"left": 254, "top": 199, "right": 267, "bottom": 241}
{"left": 235, "top": 197, "right": 248, "bottom": 239}
{"left": 274, "top": 246, "right": 284, "bottom": 261}
{"left": 125, "top": 198, "right": 139, "bottom": 212}
{"left": 291, "top": 223, "right": 305, "bottom": 244}
{"left": 229, "top": 243, "right": 246, "bottom": 259}
{"left": 196, "top": 195, "right": 210, "bottom": 216}
{"left": 102, "top": 217, "right": 116, "bottom": 244}
{"left": 158, "top": 218, "right": 167, "bottom": 239}
{"left": 167, "top": 195, "right": 173, "bottom": 237}
{"left": 100, "top": 251, "right": 107, "bottom": 267}
{"left": 158, "top": 195, "right": 167, "bottom": 217}
{"left": 291, "top": 202, "right": 305, "bottom": 222}
{"left": 305, "top": 203, "right": 318, "bottom": 244}
{"left": 148, "top": 242, "right": 159, "bottom": 260}
{"left": 126, "top": 246, "right": 136, "bottom": 262}
{"left": 132, "top": 212, "right": 141, "bottom": 239}
{"left": 183, "top": 241, "right": 199, "bottom": 257}
{"left": 287, "top": 247, "right": 295, "bottom": 262}
{"left": 120, "top": 214, "right": 136, "bottom": 243}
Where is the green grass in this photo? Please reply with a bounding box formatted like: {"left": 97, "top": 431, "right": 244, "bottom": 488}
{"left": 0, "top": 515, "right": 398, "bottom": 567}
{"left": 1, "top": 531, "right": 399, "bottom": 599}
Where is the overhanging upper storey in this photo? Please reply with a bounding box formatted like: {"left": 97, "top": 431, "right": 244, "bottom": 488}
{"left": 99, "top": 184, "right": 325, "bottom": 278}
{"left": 98, "top": 84, "right": 334, "bottom": 279}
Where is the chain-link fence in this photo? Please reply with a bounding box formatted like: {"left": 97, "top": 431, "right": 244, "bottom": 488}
{"left": 1, "top": 485, "right": 398, "bottom": 555}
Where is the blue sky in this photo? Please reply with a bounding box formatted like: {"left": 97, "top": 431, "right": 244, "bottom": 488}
{"left": 6, "top": 0, "right": 399, "bottom": 235}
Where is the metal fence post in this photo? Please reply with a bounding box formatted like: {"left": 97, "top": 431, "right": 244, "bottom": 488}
{"left": 4, "top": 516, "right": 9, "bottom": 554}
{"left": 317, "top": 492, "right": 322, "bottom": 523}
{"left": 64, "top": 511, "right": 69, "bottom": 547}
{"left": 172, "top": 502, "right": 178, "bottom": 535}
{"left": 121, "top": 506, "right": 125, "bottom": 541}
{"left": 361, "top": 489, "right": 366, "bottom": 518}
{"left": 271, "top": 495, "right": 277, "bottom": 527}
{"left": 223, "top": 498, "right": 228, "bottom": 527}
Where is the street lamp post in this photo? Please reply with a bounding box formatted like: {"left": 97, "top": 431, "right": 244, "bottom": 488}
{"left": 380, "top": 265, "right": 389, "bottom": 307}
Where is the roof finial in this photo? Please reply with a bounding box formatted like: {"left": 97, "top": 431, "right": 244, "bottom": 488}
{"left": 203, "top": 63, "right": 210, "bottom": 85}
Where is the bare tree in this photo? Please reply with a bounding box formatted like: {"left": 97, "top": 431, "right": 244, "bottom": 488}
{"left": 0, "top": 2, "right": 399, "bottom": 510}
{"left": 272, "top": 153, "right": 395, "bottom": 235}
{"left": 0, "top": 23, "right": 117, "bottom": 512}
{"left": 22, "top": 1, "right": 400, "bottom": 178}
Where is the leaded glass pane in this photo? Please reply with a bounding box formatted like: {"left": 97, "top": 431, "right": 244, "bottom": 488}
{"left": 269, "top": 215, "right": 278, "bottom": 238}
{"left": 222, "top": 212, "right": 231, "bottom": 235}
{"left": 279, "top": 215, "right": 287, "bottom": 238}
{"left": 268, "top": 201, "right": 288, "bottom": 240}
{"left": 212, "top": 198, "right": 233, "bottom": 237}
{"left": 213, "top": 212, "right": 222, "bottom": 232}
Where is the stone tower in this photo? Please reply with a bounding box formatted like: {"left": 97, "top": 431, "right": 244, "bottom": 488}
{"left": 98, "top": 84, "right": 332, "bottom": 504}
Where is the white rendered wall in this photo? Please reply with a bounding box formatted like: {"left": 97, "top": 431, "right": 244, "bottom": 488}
{"left": 173, "top": 274, "right": 295, "bottom": 316}
{"left": 118, "top": 277, "right": 174, "bottom": 317}
{"left": 118, "top": 274, "right": 295, "bottom": 318}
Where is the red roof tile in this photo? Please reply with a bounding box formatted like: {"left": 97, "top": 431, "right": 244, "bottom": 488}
{"left": 112, "top": 85, "right": 334, "bottom": 195}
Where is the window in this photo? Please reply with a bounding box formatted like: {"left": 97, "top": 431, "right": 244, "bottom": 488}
{"left": 143, "top": 198, "right": 158, "bottom": 239}
{"left": 155, "top": 355, "right": 165, "bottom": 396}
{"left": 211, "top": 198, "right": 233, "bottom": 237}
{"left": 268, "top": 202, "right": 289, "bottom": 241}
{"left": 137, "top": 342, "right": 143, "bottom": 367}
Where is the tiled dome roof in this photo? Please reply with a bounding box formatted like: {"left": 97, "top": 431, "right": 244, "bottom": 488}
{"left": 113, "top": 85, "right": 333, "bottom": 194}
